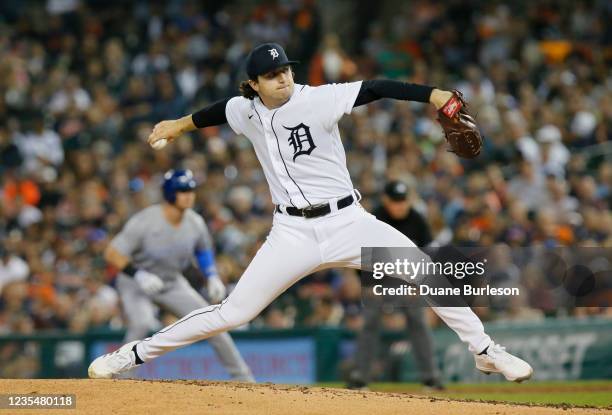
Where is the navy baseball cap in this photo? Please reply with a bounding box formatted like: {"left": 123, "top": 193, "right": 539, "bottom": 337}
{"left": 384, "top": 180, "right": 409, "bottom": 201}
{"left": 246, "top": 43, "right": 299, "bottom": 80}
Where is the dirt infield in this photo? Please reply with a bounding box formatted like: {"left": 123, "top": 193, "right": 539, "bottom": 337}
{"left": 1, "top": 380, "right": 610, "bottom": 415}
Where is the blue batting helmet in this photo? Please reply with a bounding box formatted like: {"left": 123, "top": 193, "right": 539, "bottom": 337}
{"left": 162, "top": 169, "right": 197, "bottom": 203}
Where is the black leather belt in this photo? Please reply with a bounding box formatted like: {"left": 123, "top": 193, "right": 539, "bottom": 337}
{"left": 275, "top": 194, "right": 355, "bottom": 218}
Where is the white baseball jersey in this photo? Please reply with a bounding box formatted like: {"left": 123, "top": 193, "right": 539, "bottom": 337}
{"left": 225, "top": 82, "right": 363, "bottom": 208}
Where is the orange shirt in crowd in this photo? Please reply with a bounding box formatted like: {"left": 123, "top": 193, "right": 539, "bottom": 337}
{"left": 3, "top": 179, "right": 41, "bottom": 206}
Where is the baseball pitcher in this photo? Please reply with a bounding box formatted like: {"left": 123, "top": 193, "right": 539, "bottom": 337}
{"left": 90, "top": 43, "right": 532, "bottom": 383}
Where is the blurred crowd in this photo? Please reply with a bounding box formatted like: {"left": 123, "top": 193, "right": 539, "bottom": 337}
{"left": 0, "top": 0, "right": 611, "bottom": 355}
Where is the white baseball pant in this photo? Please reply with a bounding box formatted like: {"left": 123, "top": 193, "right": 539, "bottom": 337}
{"left": 117, "top": 275, "right": 253, "bottom": 380}
{"left": 137, "top": 203, "right": 491, "bottom": 361}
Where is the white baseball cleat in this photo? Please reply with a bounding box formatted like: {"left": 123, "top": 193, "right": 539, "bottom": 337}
{"left": 474, "top": 342, "right": 533, "bottom": 383}
{"left": 88, "top": 340, "right": 142, "bottom": 379}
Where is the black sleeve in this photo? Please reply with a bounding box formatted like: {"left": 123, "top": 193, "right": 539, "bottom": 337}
{"left": 191, "top": 97, "right": 231, "bottom": 128}
{"left": 353, "top": 80, "right": 435, "bottom": 107}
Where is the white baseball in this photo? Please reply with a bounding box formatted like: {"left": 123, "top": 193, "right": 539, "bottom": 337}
{"left": 151, "top": 138, "right": 168, "bottom": 150}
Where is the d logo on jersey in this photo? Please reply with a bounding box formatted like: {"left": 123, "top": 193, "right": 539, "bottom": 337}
{"left": 284, "top": 123, "right": 316, "bottom": 161}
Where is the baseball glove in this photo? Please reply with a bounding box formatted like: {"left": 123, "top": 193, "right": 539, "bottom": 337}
{"left": 437, "top": 90, "right": 483, "bottom": 159}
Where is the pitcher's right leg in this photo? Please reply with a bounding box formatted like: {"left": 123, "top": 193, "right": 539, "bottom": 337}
{"left": 138, "top": 218, "right": 324, "bottom": 360}
{"left": 89, "top": 217, "right": 322, "bottom": 377}
{"left": 155, "top": 277, "right": 254, "bottom": 382}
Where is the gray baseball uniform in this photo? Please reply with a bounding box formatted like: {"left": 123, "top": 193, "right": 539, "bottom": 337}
{"left": 110, "top": 204, "right": 253, "bottom": 381}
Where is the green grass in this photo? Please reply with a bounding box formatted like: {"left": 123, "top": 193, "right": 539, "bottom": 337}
{"left": 440, "top": 391, "right": 612, "bottom": 407}
{"left": 316, "top": 380, "right": 612, "bottom": 408}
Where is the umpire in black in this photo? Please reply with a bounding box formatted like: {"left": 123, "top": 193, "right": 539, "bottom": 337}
{"left": 348, "top": 180, "right": 443, "bottom": 390}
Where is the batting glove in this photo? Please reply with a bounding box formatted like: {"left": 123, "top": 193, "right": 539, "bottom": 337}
{"left": 134, "top": 269, "right": 165, "bottom": 296}
{"left": 207, "top": 276, "right": 227, "bottom": 303}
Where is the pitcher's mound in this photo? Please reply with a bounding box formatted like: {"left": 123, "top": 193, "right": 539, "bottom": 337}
{"left": 1, "top": 379, "right": 608, "bottom": 415}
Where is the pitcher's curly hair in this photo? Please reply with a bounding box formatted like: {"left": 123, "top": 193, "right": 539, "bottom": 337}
{"left": 239, "top": 68, "right": 295, "bottom": 100}
{"left": 239, "top": 81, "right": 258, "bottom": 100}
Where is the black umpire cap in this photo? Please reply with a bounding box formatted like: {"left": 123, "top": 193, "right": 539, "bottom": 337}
{"left": 384, "top": 180, "right": 410, "bottom": 201}
{"left": 246, "top": 43, "right": 299, "bottom": 80}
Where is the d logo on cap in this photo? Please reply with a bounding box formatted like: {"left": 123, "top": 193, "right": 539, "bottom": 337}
{"left": 245, "top": 43, "right": 299, "bottom": 80}
{"left": 269, "top": 48, "right": 279, "bottom": 60}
